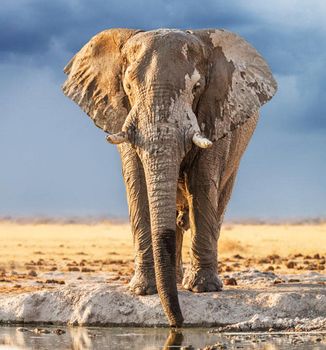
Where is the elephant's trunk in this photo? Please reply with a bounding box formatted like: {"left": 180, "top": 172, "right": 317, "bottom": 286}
{"left": 141, "top": 129, "right": 184, "bottom": 327}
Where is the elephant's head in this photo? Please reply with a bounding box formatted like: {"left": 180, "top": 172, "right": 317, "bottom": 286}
{"left": 63, "top": 28, "right": 277, "bottom": 327}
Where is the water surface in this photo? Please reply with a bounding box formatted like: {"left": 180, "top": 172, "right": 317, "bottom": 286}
{"left": 0, "top": 326, "right": 325, "bottom": 349}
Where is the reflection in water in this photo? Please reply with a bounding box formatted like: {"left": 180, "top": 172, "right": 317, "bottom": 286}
{"left": 0, "top": 326, "right": 325, "bottom": 350}
{"left": 162, "top": 330, "right": 183, "bottom": 350}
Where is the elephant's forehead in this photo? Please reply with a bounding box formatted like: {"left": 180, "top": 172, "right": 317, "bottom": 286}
{"left": 131, "top": 29, "right": 188, "bottom": 42}
{"left": 126, "top": 29, "right": 201, "bottom": 56}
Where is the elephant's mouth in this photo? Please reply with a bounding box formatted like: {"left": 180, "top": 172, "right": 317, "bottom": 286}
{"left": 177, "top": 209, "right": 190, "bottom": 230}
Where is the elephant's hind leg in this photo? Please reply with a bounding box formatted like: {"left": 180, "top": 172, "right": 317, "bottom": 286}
{"left": 119, "top": 144, "right": 157, "bottom": 295}
{"left": 175, "top": 225, "right": 184, "bottom": 283}
{"left": 176, "top": 183, "right": 190, "bottom": 283}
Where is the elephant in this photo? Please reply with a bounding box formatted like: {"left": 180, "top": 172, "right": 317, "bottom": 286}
{"left": 62, "top": 28, "right": 277, "bottom": 327}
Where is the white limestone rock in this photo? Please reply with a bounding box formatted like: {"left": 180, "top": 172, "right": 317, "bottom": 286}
{"left": 0, "top": 275, "right": 325, "bottom": 330}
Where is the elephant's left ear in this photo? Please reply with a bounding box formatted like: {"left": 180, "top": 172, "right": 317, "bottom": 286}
{"left": 192, "top": 29, "right": 277, "bottom": 140}
{"left": 62, "top": 28, "right": 142, "bottom": 134}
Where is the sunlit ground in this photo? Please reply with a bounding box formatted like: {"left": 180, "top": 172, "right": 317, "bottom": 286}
{"left": 0, "top": 219, "right": 325, "bottom": 293}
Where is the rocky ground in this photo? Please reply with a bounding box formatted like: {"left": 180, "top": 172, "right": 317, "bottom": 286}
{"left": 0, "top": 252, "right": 324, "bottom": 294}
{"left": 0, "top": 252, "right": 326, "bottom": 293}
{"left": 0, "top": 268, "right": 325, "bottom": 330}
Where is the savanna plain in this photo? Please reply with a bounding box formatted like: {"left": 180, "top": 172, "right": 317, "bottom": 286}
{"left": 0, "top": 219, "right": 325, "bottom": 294}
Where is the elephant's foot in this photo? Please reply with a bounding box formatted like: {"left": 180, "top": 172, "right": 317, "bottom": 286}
{"left": 129, "top": 267, "right": 157, "bottom": 295}
{"left": 182, "top": 267, "right": 223, "bottom": 293}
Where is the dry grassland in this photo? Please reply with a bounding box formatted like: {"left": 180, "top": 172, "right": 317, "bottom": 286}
{"left": 0, "top": 221, "right": 325, "bottom": 277}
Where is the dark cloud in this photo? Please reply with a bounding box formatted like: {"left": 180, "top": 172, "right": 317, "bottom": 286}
{"left": 0, "top": 0, "right": 260, "bottom": 57}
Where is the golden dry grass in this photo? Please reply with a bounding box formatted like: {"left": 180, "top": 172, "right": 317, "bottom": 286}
{"left": 0, "top": 221, "right": 325, "bottom": 274}
{"left": 218, "top": 223, "right": 326, "bottom": 258}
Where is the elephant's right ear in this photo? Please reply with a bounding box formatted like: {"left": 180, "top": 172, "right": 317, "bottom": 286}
{"left": 62, "top": 28, "right": 141, "bottom": 133}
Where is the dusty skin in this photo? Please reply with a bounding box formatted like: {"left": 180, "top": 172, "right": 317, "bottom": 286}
{"left": 0, "top": 220, "right": 325, "bottom": 295}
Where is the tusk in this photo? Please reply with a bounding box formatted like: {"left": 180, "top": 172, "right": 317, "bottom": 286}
{"left": 192, "top": 132, "right": 213, "bottom": 149}
{"left": 106, "top": 131, "right": 128, "bottom": 144}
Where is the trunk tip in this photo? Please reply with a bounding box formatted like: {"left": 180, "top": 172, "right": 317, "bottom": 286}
{"left": 169, "top": 314, "right": 184, "bottom": 328}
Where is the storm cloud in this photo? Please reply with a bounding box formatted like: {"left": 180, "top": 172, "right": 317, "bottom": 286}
{"left": 0, "top": 0, "right": 325, "bottom": 219}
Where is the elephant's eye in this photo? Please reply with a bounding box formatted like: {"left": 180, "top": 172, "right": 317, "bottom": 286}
{"left": 192, "top": 82, "right": 201, "bottom": 94}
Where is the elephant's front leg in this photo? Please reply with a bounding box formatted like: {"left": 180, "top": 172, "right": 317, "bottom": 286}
{"left": 118, "top": 144, "right": 157, "bottom": 295}
{"left": 182, "top": 148, "right": 223, "bottom": 293}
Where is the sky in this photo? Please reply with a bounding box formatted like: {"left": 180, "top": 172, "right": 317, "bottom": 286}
{"left": 0, "top": 0, "right": 325, "bottom": 220}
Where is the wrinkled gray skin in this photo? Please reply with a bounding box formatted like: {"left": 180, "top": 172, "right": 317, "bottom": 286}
{"left": 63, "top": 28, "right": 277, "bottom": 327}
